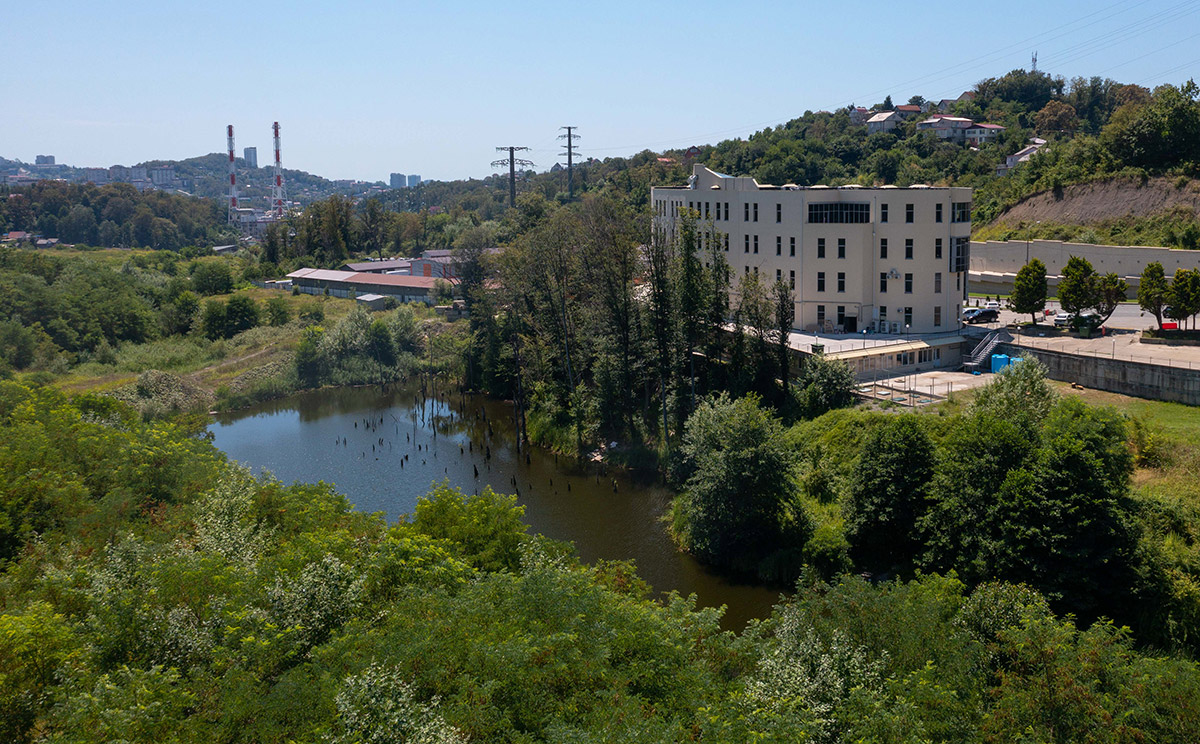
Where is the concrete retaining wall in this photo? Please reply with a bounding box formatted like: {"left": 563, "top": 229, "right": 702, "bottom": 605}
{"left": 973, "top": 239, "right": 1200, "bottom": 277}
{"left": 1000, "top": 342, "right": 1200, "bottom": 405}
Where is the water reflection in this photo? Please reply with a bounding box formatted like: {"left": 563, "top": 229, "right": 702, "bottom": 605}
{"left": 210, "top": 383, "right": 780, "bottom": 629}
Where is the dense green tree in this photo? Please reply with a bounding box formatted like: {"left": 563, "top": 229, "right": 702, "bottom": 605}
{"left": 265, "top": 295, "right": 290, "bottom": 326}
{"left": 201, "top": 299, "right": 226, "bottom": 340}
{"left": 223, "top": 294, "right": 260, "bottom": 337}
{"left": 1011, "top": 258, "right": 1047, "bottom": 324}
{"left": 1138, "top": 261, "right": 1169, "bottom": 330}
{"left": 791, "top": 354, "right": 856, "bottom": 418}
{"left": 843, "top": 416, "right": 935, "bottom": 570}
{"left": 671, "top": 393, "right": 805, "bottom": 569}
{"left": 1056, "top": 255, "right": 1097, "bottom": 317}
{"left": 191, "top": 260, "right": 233, "bottom": 295}
{"left": 1167, "top": 267, "right": 1200, "bottom": 329}
{"left": 365, "top": 318, "right": 397, "bottom": 367}
{"left": 295, "top": 325, "right": 324, "bottom": 387}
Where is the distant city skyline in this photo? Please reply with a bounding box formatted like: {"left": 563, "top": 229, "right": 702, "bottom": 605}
{"left": 4, "top": 1, "right": 1198, "bottom": 183}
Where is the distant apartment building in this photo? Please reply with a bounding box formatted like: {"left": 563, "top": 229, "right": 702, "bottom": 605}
{"left": 34, "top": 155, "right": 55, "bottom": 165}
{"left": 651, "top": 164, "right": 972, "bottom": 335}
{"left": 244, "top": 147, "right": 258, "bottom": 169}
{"left": 149, "top": 166, "right": 179, "bottom": 188}
{"left": 407, "top": 174, "right": 421, "bottom": 188}
{"left": 390, "top": 173, "right": 407, "bottom": 188}
{"left": 82, "top": 168, "right": 109, "bottom": 184}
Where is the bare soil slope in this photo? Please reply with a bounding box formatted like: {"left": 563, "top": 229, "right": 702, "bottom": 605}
{"left": 996, "top": 176, "right": 1200, "bottom": 224}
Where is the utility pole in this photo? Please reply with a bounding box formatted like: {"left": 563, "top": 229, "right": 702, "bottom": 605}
{"left": 558, "top": 126, "right": 580, "bottom": 201}
{"left": 492, "top": 146, "right": 534, "bottom": 208}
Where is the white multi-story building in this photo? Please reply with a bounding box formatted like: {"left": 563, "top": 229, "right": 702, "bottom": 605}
{"left": 651, "top": 164, "right": 972, "bottom": 335}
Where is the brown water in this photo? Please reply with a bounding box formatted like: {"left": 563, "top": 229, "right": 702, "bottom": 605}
{"left": 209, "top": 383, "right": 780, "bottom": 630}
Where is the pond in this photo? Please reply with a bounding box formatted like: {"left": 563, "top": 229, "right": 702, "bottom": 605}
{"left": 209, "top": 383, "right": 780, "bottom": 630}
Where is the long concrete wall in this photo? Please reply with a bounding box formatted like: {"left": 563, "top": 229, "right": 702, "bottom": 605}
{"left": 973, "top": 239, "right": 1200, "bottom": 277}
{"left": 970, "top": 239, "right": 1200, "bottom": 297}
{"left": 1000, "top": 342, "right": 1200, "bottom": 405}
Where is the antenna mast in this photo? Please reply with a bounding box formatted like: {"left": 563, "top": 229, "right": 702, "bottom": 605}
{"left": 1032, "top": 51, "right": 1038, "bottom": 72}
{"left": 226, "top": 124, "right": 238, "bottom": 226}
{"left": 491, "top": 146, "right": 535, "bottom": 208}
{"left": 272, "top": 121, "right": 286, "bottom": 220}
{"left": 558, "top": 126, "right": 581, "bottom": 201}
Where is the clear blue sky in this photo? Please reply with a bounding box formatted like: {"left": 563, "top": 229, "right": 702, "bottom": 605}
{"left": 5, "top": 0, "right": 1199, "bottom": 182}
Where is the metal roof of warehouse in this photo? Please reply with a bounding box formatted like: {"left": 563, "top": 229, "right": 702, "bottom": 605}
{"left": 287, "top": 268, "right": 455, "bottom": 288}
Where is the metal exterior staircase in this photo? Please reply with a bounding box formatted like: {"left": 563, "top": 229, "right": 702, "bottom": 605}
{"left": 962, "top": 329, "right": 1011, "bottom": 372}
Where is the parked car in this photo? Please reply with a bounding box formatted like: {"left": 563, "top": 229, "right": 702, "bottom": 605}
{"left": 964, "top": 308, "right": 999, "bottom": 324}
{"left": 1053, "top": 311, "right": 1072, "bottom": 327}
{"left": 984, "top": 300, "right": 1001, "bottom": 310}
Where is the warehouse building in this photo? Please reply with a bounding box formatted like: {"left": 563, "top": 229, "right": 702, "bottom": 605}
{"left": 287, "top": 268, "right": 455, "bottom": 304}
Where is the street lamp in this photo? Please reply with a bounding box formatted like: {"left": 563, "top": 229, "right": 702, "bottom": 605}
{"left": 862, "top": 329, "right": 867, "bottom": 349}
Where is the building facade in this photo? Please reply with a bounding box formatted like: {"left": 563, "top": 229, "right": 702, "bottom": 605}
{"left": 244, "top": 147, "right": 258, "bottom": 169}
{"left": 651, "top": 165, "right": 972, "bottom": 335}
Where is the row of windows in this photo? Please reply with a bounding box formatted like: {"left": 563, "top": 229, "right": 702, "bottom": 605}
{"left": 741, "top": 265, "right": 796, "bottom": 290}
{"left": 657, "top": 198, "right": 972, "bottom": 226}
{"left": 879, "top": 272, "right": 943, "bottom": 294}
{"left": 814, "top": 306, "right": 944, "bottom": 330}
{"left": 808, "top": 202, "right": 871, "bottom": 224}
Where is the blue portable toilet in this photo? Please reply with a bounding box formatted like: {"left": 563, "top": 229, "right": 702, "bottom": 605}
{"left": 990, "top": 353, "right": 1010, "bottom": 373}
{"left": 1009, "top": 357, "right": 1023, "bottom": 368}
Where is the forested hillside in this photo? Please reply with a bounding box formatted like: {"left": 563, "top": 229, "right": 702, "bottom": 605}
{"left": 2, "top": 382, "right": 1199, "bottom": 743}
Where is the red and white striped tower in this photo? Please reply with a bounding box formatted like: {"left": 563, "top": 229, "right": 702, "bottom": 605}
{"left": 226, "top": 124, "right": 238, "bottom": 225}
{"left": 271, "top": 121, "right": 285, "bottom": 220}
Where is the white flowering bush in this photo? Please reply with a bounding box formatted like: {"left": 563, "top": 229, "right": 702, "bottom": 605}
{"left": 327, "top": 663, "right": 464, "bottom": 744}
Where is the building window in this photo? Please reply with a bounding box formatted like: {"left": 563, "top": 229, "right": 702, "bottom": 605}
{"left": 837, "top": 272, "right": 845, "bottom": 293}
{"left": 789, "top": 270, "right": 795, "bottom": 289}
{"left": 934, "top": 306, "right": 942, "bottom": 326}
{"left": 880, "top": 203, "right": 889, "bottom": 223}
{"left": 837, "top": 238, "right": 846, "bottom": 259}
{"left": 744, "top": 203, "right": 749, "bottom": 221}
{"left": 952, "top": 202, "right": 971, "bottom": 223}
{"left": 936, "top": 203, "right": 943, "bottom": 223}
{"left": 724, "top": 203, "right": 729, "bottom": 221}
{"left": 935, "top": 238, "right": 943, "bottom": 259}
{"left": 817, "top": 305, "right": 826, "bottom": 324}
{"left": 880, "top": 238, "right": 888, "bottom": 259}
{"left": 956, "top": 274, "right": 961, "bottom": 291}
{"left": 817, "top": 238, "right": 825, "bottom": 258}
{"left": 776, "top": 203, "right": 782, "bottom": 223}
{"left": 905, "top": 203, "right": 914, "bottom": 223}
{"left": 776, "top": 236, "right": 782, "bottom": 255}
{"left": 880, "top": 273, "right": 888, "bottom": 292}
{"left": 705, "top": 202, "right": 711, "bottom": 219}
{"left": 753, "top": 203, "right": 759, "bottom": 222}
{"left": 808, "top": 202, "right": 871, "bottom": 223}
{"left": 744, "top": 235, "right": 749, "bottom": 253}
{"left": 753, "top": 235, "right": 759, "bottom": 254}
{"left": 880, "top": 306, "right": 888, "bottom": 324}
{"left": 724, "top": 234, "right": 729, "bottom": 252}
{"left": 776, "top": 268, "right": 782, "bottom": 282}
{"left": 905, "top": 238, "right": 913, "bottom": 259}
{"left": 753, "top": 266, "right": 758, "bottom": 275}
{"left": 951, "top": 237, "right": 970, "bottom": 272}
{"left": 935, "top": 272, "right": 942, "bottom": 293}
{"left": 790, "top": 237, "right": 796, "bottom": 256}
{"left": 905, "top": 307, "right": 913, "bottom": 326}
{"left": 837, "top": 306, "right": 846, "bottom": 325}
{"left": 905, "top": 273, "right": 913, "bottom": 293}
{"left": 745, "top": 265, "right": 750, "bottom": 274}
{"left": 817, "top": 272, "right": 826, "bottom": 292}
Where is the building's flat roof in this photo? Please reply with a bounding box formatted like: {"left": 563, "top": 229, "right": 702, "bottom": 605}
{"left": 343, "top": 258, "right": 412, "bottom": 272}
{"left": 287, "top": 267, "right": 454, "bottom": 289}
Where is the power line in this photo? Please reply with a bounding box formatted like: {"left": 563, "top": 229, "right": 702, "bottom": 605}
{"left": 558, "top": 126, "right": 581, "bottom": 201}
{"left": 491, "top": 146, "right": 534, "bottom": 208}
